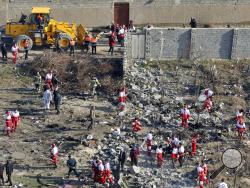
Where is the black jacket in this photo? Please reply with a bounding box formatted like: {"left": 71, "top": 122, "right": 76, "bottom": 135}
{"left": 67, "top": 158, "right": 77, "bottom": 169}
{"left": 119, "top": 150, "right": 126, "bottom": 162}
{"left": 52, "top": 76, "right": 61, "bottom": 86}
{"left": 53, "top": 90, "right": 61, "bottom": 103}
{"left": 6, "top": 161, "right": 13, "bottom": 175}
{"left": 0, "top": 43, "right": 7, "bottom": 53}
{"left": 0, "top": 163, "right": 4, "bottom": 175}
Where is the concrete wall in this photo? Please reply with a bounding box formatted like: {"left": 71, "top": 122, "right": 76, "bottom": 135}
{"left": 144, "top": 28, "right": 250, "bottom": 60}
{"left": 3, "top": 0, "right": 113, "bottom": 27}
{"left": 146, "top": 28, "right": 191, "bottom": 60}
{"left": 190, "top": 29, "right": 233, "bottom": 59}
{"left": 1, "top": 0, "right": 250, "bottom": 27}
{"left": 231, "top": 28, "right": 250, "bottom": 59}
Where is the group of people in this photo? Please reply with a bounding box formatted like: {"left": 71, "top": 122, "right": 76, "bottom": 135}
{"left": 93, "top": 84, "right": 239, "bottom": 188}
{"left": 197, "top": 161, "right": 209, "bottom": 188}
{"left": 81, "top": 34, "right": 99, "bottom": 55}
{"left": 50, "top": 143, "right": 79, "bottom": 179}
{"left": 91, "top": 157, "right": 113, "bottom": 185}
{"left": 180, "top": 88, "right": 213, "bottom": 128}
{"left": 109, "top": 23, "right": 127, "bottom": 55}
{"left": 0, "top": 38, "right": 30, "bottom": 64}
{"left": 43, "top": 70, "right": 62, "bottom": 114}
{"left": 4, "top": 110, "right": 20, "bottom": 137}
{"left": 145, "top": 132, "right": 188, "bottom": 168}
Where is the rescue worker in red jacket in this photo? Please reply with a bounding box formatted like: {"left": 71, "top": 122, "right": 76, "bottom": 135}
{"left": 11, "top": 110, "right": 20, "bottom": 132}
{"left": 108, "top": 32, "right": 116, "bottom": 56}
{"left": 198, "top": 169, "right": 209, "bottom": 188}
{"left": 204, "top": 97, "right": 212, "bottom": 112}
{"left": 236, "top": 109, "right": 244, "bottom": 123}
{"left": 132, "top": 118, "right": 142, "bottom": 132}
{"left": 50, "top": 143, "right": 59, "bottom": 168}
{"left": 11, "top": 44, "right": 19, "bottom": 64}
{"left": 118, "top": 86, "right": 127, "bottom": 105}
{"left": 236, "top": 119, "right": 246, "bottom": 140}
{"left": 5, "top": 111, "right": 12, "bottom": 136}
{"left": 118, "top": 25, "right": 126, "bottom": 47}
{"left": 191, "top": 134, "right": 200, "bottom": 157}
{"left": 171, "top": 147, "right": 178, "bottom": 168}
{"left": 156, "top": 145, "right": 164, "bottom": 168}
{"left": 146, "top": 131, "right": 153, "bottom": 157}
{"left": 45, "top": 70, "right": 53, "bottom": 89}
{"left": 180, "top": 104, "right": 190, "bottom": 128}
{"left": 202, "top": 161, "right": 208, "bottom": 178}
{"left": 104, "top": 159, "right": 113, "bottom": 184}
{"left": 97, "top": 160, "right": 106, "bottom": 184}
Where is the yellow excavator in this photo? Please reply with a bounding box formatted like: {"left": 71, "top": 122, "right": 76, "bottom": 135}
{"left": 2, "top": 7, "right": 88, "bottom": 51}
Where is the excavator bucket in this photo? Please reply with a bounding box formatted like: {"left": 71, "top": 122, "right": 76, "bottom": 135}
{"left": 76, "top": 24, "right": 88, "bottom": 45}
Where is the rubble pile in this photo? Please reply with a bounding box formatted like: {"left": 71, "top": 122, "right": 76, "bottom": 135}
{"left": 86, "top": 59, "right": 250, "bottom": 187}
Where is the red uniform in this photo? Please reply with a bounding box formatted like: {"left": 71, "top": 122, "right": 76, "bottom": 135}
{"left": 146, "top": 133, "right": 153, "bottom": 157}
{"left": 204, "top": 98, "right": 212, "bottom": 112}
{"left": 11, "top": 45, "right": 18, "bottom": 64}
{"left": 156, "top": 148, "right": 164, "bottom": 167}
{"left": 5, "top": 112, "right": 12, "bottom": 136}
{"left": 104, "top": 162, "right": 113, "bottom": 184}
{"left": 180, "top": 107, "right": 190, "bottom": 128}
{"left": 202, "top": 163, "right": 208, "bottom": 176}
{"left": 236, "top": 111, "right": 244, "bottom": 123}
{"left": 118, "top": 87, "right": 126, "bottom": 104}
{"left": 132, "top": 119, "right": 142, "bottom": 132}
{"left": 11, "top": 110, "right": 20, "bottom": 131}
{"left": 198, "top": 170, "right": 208, "bottom": 188}
{"left": 171, "top": 147, "right": 178, "bottom": 160}
{"left": 51, "top": 144, "right": 59, "bottom": 166}
{"left": 191, "top": 137, "right": 197, "bottom": 156}
{"left": 98, "top": 161, "right": 106, "bottom": 184}
{"left": 109, "top": 32, "right": 116, "bottom": 47}
{"left": 236, "top": 120, "right": 246, "bottom": 138}
{"left": 45, "top": 73, "right": 53, "bottom": 88}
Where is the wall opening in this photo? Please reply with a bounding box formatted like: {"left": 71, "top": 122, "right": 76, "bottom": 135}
{"left": 114, "top": 2, "right": 129, "bottom": 27}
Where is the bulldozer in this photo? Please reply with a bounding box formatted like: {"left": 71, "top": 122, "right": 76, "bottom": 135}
{"left": 2, "top": 7, "right": 88, "bottom": 51}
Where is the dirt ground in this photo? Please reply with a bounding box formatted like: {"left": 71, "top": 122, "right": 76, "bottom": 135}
{"left": 0, "top": 47, "right": 123, "bottom": 187}
{"left": 0, "top": 48, "right": 249, "bottom": 188}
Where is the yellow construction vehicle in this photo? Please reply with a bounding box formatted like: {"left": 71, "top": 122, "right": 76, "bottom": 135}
{"left": 2, "top": 7, "right": 87, "bottom": 51}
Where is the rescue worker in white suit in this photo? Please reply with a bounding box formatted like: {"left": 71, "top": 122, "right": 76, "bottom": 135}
{"left": 43, "top": 86, "right": 52, "bottom": 110}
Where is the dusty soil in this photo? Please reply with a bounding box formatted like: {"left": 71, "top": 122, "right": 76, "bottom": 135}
{"left": 0, "top": 48, "right": 123, "bottom": 187}
{"left": 0, "top": 48, "right": 249, "bottom": 188}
